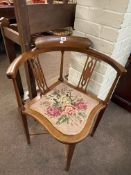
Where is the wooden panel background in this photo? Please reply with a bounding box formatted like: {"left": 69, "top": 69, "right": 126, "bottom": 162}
{"left": 28, "top": 4, "right": 76, "bottom": 34}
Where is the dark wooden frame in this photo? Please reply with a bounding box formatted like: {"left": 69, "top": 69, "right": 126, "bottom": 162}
{"left": 0, "top": 5, "right": 15, "bottom": 18}
{"left": 1, "top": 0, "right": 76, "bottom": 98}
{"left": 112, "top": 54, "right": 131, "bottom": 112}
{"left": 0, "top": 5, "right": 15, "bottom": 53}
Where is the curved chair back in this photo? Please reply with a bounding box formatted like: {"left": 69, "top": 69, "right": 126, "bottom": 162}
{"left": 6, "top": 36, "right": 126, "bottom": 108}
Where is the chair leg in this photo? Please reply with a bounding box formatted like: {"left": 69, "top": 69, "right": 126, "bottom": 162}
{"left": 65, "top": 143, "right": 76, "bottom": 171}
{"left": 21, "top": 114, "right": 31, "bottom": 144}
{"left": 90, "top": 108, "right": 106, "bottom": 137}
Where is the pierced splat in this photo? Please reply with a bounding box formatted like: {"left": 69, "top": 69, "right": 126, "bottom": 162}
{"left": 59, "top": 50, "right": 64, "bottom": 82}
{"left": 29, "top": 57, "right": 48, "bottom": 96}
{"left": 78, "top": 55, "right": 97, "bottom": 92}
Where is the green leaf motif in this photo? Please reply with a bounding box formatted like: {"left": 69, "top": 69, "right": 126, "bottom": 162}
{"left": 56, "top": 115, "right": 69, "bottom": 125}
{"left": 78, "top": 112, "right": 86, "bottom": 118}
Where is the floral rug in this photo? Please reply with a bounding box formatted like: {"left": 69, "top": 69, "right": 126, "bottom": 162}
{"left": 30, "top": 83, "right": 99, "bottom": 135}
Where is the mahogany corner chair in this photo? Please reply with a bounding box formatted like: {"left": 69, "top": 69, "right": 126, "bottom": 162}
{"left": 6, "top": 36, "right": 126, "bottom": 171}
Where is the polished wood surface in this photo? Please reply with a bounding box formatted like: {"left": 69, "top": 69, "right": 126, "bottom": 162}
{"left": 112, "top": 54, "right": 131, "bottom": 112}
{"left": 1, "top": 18, "right": 24, "bottom": 96}
{"left": 3, "top": 26, "right": 20, "bottom": 44}
{"left": 0, "top": 5, "right": 15, "bottom": 52}
{"left": 0, "top": 5, "right": 14, "bottom": 18}
{"left": 65, "top": 143, "right": 76, "bottom": 171}
{"left": 6, "top": 36, "right": 126, "bottom": 171}
{"left": 28, "top": 4, "right": 76, "bottom": 34}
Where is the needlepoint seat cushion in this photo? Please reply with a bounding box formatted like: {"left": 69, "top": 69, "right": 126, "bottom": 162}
{"left": 27, "top": 83, "right": 99, "bottom": 135}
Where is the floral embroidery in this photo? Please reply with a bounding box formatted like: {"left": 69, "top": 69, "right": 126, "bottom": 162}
{"left": 30, "top": 83, "right": 99, "bottom": 135}
{"left": 75, "top": 102, "right": 87, "bottom": 110}
{"left": 47, "top": 107, "right": 61, "bottom": 117}
{"left": 63, "top": 105, "right": 76, "bottom": 116}
{"left": 42, "top": 86, "right": 88, "bottom": 125}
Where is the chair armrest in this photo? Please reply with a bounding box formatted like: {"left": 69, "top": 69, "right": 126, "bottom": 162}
{"left": 6, "top": 54, "right": 23, "bottom": 79}
{"left": 3, "top": 26, "right": 20, "bottom": 44}
{"left": 6, "top": 51, "right": 34, "bottom": 79}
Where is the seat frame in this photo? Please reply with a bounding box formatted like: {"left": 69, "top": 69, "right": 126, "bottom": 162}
{"left": 6, "top": 36, "right": 126, "bottom": 171}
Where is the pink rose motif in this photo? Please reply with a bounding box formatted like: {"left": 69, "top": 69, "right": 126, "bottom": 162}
{"left": 63, "top": 105, "right": 76, "bottom": 115}
{"left": 47, "top": 107, "right": 61, "bottom": 117}
{"left": 75, "top": 102, "right": 87, "bottom": 110}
